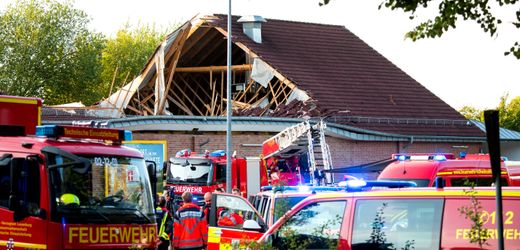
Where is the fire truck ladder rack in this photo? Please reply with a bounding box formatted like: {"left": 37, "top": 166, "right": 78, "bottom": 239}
{"left": 307, "top": 120, "right": 334, "bottom": 185}
{"left": 263, "top": 120, "right": 334, "bottom": 185}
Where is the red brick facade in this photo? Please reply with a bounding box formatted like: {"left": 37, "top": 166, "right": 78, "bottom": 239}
{"left": 133, "top": 131, "right": 483, "bottom": 180}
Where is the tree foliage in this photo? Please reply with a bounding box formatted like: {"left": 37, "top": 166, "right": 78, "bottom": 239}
{"left": 319, "top": 0, "right": 520, "bottom": 59}
{"left": 0, "top": 0, "right": 105, "bottom": 105}
{"left": 100, "top": 22, "right": 167, "bottom": 98}
{"left": 459, "top": 105, "right": 484, "bottom": 121}
{"left": 459, "top": 94, "right": 520, "bottom": 131}
{"left": 498, "top": 94, "right": 520, "bottom": 131}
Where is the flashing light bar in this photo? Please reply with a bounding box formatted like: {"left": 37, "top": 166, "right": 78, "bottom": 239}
{"left": 340, "top": 180, "right": 417, "bottom": 190}
{"left": 35, "top": 125, "right": 132, "bottom": 142}
{"left": 210, "top": 150, "right": 226, "bottom": 157}
{"left": 393, "top": 154, "right": 448, "bottom": 161}
{"left": 260, "top": 185, "right": 341, "bottom": 192}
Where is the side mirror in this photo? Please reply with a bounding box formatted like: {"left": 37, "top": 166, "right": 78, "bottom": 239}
{"left": 162, "top": 162, "right": 168, "bottom": 181}
{"left": 243, "top": 219, "right": 262, "bottom": 231}
{"left": 146, "top": 160, "right": 157, "bottom": 205}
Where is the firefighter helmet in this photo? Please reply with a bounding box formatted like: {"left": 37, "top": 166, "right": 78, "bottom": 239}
{"left": 60, "top": 193, "right": 80, "bottom": 206}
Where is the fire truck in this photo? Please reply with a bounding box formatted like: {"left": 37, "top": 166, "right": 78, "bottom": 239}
{"left": 0, "top": 96, "right": 158, "bottom": 249}
{"left": 261, "top": 120, "right": 334, "bottom": 186}
{"left": 377, "top": 153, "right": 519, "bottom": 187}
{"left": 164, "top": 149, "right": 269, "bottom": 202}
{"left": 164, "top": 120, "right": 335, "bottom": 202}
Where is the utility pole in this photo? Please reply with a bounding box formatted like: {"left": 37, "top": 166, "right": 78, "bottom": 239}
{"left": 225, "top": 0, "right": 233, "bottom": 193}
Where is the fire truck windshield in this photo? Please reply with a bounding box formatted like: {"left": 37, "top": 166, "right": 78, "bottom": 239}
{"left": 47, "top": 152, "right": 154, "bottom": 224}
{"left": 169, "top": 158, "right": 212, "bottom": 184}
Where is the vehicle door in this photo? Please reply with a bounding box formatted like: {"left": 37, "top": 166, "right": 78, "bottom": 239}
{"left": 0, "top": 154, "right": 48, "bottom": 250}
{"left": 442, "top": 193, "right": 520, "bottom": 249}
{"left": 208, "top": 193, "right": 266, "bottom": 250}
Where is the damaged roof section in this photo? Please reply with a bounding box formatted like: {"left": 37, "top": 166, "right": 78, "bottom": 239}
{"left": 93, "top": 14, "right": 309, "bottom": 120}
{"left": 86, "top": 14, "right": 483, "bottom": 137}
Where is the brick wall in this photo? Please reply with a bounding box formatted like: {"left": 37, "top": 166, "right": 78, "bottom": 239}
{"left": 133, "top": 131, "right": 483, "bottom": 180}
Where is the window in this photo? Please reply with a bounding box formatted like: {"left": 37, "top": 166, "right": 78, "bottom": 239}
{"left": 214, "top": 194, "right": 264, "bottom": 229}
{"left": 20, "top": 157, "right": 41, "bottom": 216}
{"left": 215, "top": 164, "right": 226, "bottom": 183}
{"left": 273, "top": 196, "right": 307, "bottom": 222}
{"left": 450, "top": 177, "right": 508, "bottom": 187}
{"left": 274, "top": 201, "right": 346, "bottom": 249}
{"left": 3, "top": 156, "right": 41, "bottom": 215}
{"left": 0, "top": 155, "right": 10, "bottom": 208}
{"left": 352, "top": 199, "right": 443, "bottom": 250}
{"left": 263, "top": 197, "right": 271, "bottom": 224}
{"left": 379, "top": 178, "right": 430, "bottom": 187}
{"left": 260, "top": 196, "right": 269, "bottom": 218}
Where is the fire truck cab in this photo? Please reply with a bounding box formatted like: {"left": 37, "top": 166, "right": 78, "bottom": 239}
{"left": 377, "top": 153, "right": 515, "bottom": 187}
{"left": 258, "top": 185, "right": 520, "bottom": 249}
{"left": 0, "top": 96, "right": 158, "bottom": 249}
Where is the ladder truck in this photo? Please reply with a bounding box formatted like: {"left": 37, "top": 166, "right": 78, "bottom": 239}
{"left": 261, "top": 120, "right": 334, "bottom": 186}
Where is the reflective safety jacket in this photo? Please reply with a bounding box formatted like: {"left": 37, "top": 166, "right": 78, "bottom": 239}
{"left": 158, "top": 210, "right": 173, "bottom": 241}
{"left": 173, "top": 203, "right": 208, "bottom": 249}
{"left": 217, "top": 209, "right": 244, "bottom": 227}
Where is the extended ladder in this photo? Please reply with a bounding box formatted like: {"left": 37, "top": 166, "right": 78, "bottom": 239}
{"left": 262, "top": 120, "right": 334, "bottom": 185}
{"left": 306, "top": 120, "right": 334, "bottom": 185}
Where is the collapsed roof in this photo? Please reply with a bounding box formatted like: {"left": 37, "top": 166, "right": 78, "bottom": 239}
{"left": 90, "top": 14, "right": 483, "bottom": 137}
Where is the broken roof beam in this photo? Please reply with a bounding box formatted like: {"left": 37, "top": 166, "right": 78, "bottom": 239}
{"left": 223, "top": 98, "right": 251, "bottom": 109}
{"left": 158, "top": 23, "right": 191, "bottom": 114}
{"left": 175, "top": 64, "right": 252, "bottom": 73}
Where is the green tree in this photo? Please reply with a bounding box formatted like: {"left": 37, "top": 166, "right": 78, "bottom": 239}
{"left": 459, "top": 105, "right": 484, "bottom": 121}
{"left": 0, "top": 0, "right": 105, "bottom": 105}
{"left": 319, "top": 0, "right": 520, "bottom": 59}
{"left": 498, "top": 94, "right": 520, "bottom": 131}
{"left": 100, "top": 22, "right": 167, "bottom": 97}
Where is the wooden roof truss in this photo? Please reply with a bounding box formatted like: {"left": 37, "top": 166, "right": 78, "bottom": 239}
{"left": 119, "top": 15, "right": 299, "bottom": 117}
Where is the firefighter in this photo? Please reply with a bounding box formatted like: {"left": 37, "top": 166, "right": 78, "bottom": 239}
{"left": 158, "top": 193, "right": 173, "bottom": 250}
{"left": 173, "top": 191, "right": 208, "bottom": 250}
{"left": 217, "top": 207, "right": 244, "bottom": 227}
{"left": 203, "top": 192, "right": 212, "bottom": 223}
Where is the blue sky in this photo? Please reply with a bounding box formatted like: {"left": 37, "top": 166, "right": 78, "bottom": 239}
{"left": 2, "top": 0, "right": 520, "bottom": 110}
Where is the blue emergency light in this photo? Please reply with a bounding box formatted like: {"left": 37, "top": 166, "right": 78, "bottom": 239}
{"left": 394, "top": 154, "right": 448, "bottom": 161}
{"left": 35, "top": 125, "right": 58, "bottom": 137}
{"left": 340, "top": 180, "right": 417, "bottom": 191}
{"left": 210, "top": 150, "right": 226, "bottom": 157}
{"left": 432, "top": 155, "right": 447, "bottom": 161}
{"left": 396, "top": 155, "right": 408, "bottom": 161}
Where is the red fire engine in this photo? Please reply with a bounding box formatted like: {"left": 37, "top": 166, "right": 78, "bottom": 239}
{"left": 261, "top": 120, "right": 334, "bottom": 186}
{"left": 377, "top": 153, "right": 519, "bottom": 187}
{"left": 164, "top": 149, "right": 269, "bottom": 201}
{"left": 0, "top": 96, "right": 158, "bottom": 249}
